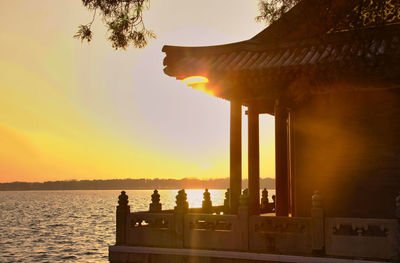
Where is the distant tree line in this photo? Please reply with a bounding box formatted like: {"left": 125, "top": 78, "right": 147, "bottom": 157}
{"left": 0, "top": 177, "right": 275, "bottom": 191}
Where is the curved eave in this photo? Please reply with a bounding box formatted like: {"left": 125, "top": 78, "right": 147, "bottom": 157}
{"left": 162, "top": 40, "right": 256, "bottom": 58}
{"left": 164, "top": 23, "right": 400, "bottom": 79}
{"left": 161, "top": 0, "right": 400, "bottom": 106}
{"left": 162, "top": 0, "right": 363, "bottom": 81}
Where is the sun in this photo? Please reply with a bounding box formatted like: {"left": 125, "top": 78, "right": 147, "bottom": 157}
{"left": 182, "top": 76, "right": 214, "bottom": 96}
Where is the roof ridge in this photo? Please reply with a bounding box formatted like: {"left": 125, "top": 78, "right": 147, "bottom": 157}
{"left": 162, "top": 0, "right": 360, "bottom": 57}
{"left": 250, "top": 0, "right": 360, "bottom": 44}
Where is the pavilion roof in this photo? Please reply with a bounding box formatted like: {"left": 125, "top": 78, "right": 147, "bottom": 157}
{"left": 162, "top": 0, "right": 400, "bottom": 105}
{"left": 164, "top": 25, "right": 400, "bottom": 78}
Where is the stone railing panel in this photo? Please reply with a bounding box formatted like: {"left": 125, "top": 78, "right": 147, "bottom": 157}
{"left": 249, "top": 216, "right": 313, "bottom": 254}
{"left": 325, "top": 217, "right": 398, "bottom": 260}
{"left": 126, "top": 212, "right": 176, "bottom": 248}
{"left": 184, "top": 214, "right": 241, "bottom": 250}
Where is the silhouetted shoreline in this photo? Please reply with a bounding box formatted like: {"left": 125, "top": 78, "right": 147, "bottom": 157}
{"left": 0, "top": 177, "right": 275, "bottom": 191}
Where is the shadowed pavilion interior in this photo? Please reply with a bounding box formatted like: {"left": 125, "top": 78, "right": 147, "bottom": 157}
{"left": 109, "top": 0, "right": 400, "bottom": 262}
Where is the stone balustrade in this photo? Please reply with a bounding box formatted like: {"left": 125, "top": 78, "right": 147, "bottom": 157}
{"left": 250, "top": 215, "right": 313, "bottom": 254}
{"left": 126, "top": 212, "right": 176, "bottom": 247}
{"left": 325, "top": 217, "right": 398, "bottom": 259}
{"left": 184, "top": 213, "right": 241, "bottom": 250}
{"left": 114, "top": 189, "right": 400, "bottom": 261}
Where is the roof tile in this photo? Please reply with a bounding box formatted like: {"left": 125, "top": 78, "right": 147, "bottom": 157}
{"left": 163, "top": 24, "right": 400, "bottom": 80}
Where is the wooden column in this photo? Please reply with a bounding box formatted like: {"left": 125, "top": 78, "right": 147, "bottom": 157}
{"left": 230, "top": 100, "right": 242, "bottom": 214}
{"left": 248, "top": 104, "right": 260, "bottom": 215}
{"left": 275, "top": 100, "right": 289, "bottom": 216}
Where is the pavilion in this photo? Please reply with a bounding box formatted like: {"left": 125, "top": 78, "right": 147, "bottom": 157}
{"left": 162, "top": 0, "right": 400, "bottom": 219}
{"left": 109, "top": 0, "right": 400, "bottom": 262}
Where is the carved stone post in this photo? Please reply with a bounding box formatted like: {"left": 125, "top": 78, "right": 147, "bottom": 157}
{"left": 202, "top": 189, "right": 212, "bottom": 214}
{"left": 272, "top": 195, "right": 276, "bottom": 212}
{"left": 174, "top": 189, "right": 188, "bottom": 248}
{"left": 223, "top": 189, "right": 230, "bottom": 214}
{"left": 238, "top": 189, "right": 249, "bottom": 251}
{"left": 116, "top": 191, "right": 130, "bottom": 245}
{"left": 261, "top": 188, "right": 269, "bottom": 212}
{"left": 175, "top": 189, "right": 189, "bottom": 213}
{"left": 149, "top": 189, "right": 162, "bottom": 212}
{"left": 311, "top": 191, "right": 324, "bottom": 255}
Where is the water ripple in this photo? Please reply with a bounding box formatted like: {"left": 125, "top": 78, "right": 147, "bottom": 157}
{"left": 0, "top": 189, "right": 233, "bottom": 262}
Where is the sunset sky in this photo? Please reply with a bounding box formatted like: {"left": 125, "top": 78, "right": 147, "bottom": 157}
{"left": 0, "top": 0, "right": 275, "bottom": 183}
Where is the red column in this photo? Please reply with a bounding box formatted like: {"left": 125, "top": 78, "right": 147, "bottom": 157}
{"left": 248, "top": 104, "right": 260, "bottom": 215}
{"left": 230, "top": 100, "right": 242, "bottom": 214}
{"left": 275, "top": 100, "right": 289, "bottom": 216}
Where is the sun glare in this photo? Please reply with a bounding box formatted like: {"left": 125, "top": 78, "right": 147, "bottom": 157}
{"left": 185, "top": 189, "right": 225, "bottom": 208}
{"left": 182, "top": 76, "right": 209, "bottom": 86}
{"left": 182, "top": 76, "right": 214, "bottom": 96}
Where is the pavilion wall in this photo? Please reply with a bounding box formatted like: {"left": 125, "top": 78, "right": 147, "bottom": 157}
{"left": 291, "top": 86, "right": 400, "bottom": 218}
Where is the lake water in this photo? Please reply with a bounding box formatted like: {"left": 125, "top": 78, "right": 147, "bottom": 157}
{"left": 0, "top": 189, "right": 275, "bottom": 262}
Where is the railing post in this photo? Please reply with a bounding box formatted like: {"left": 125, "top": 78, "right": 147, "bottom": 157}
{"left": 238, "top": 189, "right": 249, "bottom": 251}
{"left": 174, "top": 189, "right": 188, "bottom": 248}
{"left": 116, "top": 191, "right": 130, "bottom": 245}
{"left": 272, "top": 194, "right": 276, "bottom": 212}
{"left": 223, "top": 189, "right": 230, "bottom": 214}
{"left": 311, "top": 190, "right": 324, "bottom": 255}
{"left": 149, "top": 189, "right": 162, "bottom": 212}
{"left": 202, "top": 189, "right": 212, "bottom": 214}
{"left": 260, "top": 188, "right": 269, "bottom": 212}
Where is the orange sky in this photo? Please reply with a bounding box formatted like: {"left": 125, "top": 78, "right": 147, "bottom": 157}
{"left": 0, "top": 0, "right": 275, "bottom": 183}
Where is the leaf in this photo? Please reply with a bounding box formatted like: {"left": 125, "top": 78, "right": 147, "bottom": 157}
{"left": 74, "top": 24, "right": 93, "bottom": 43}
